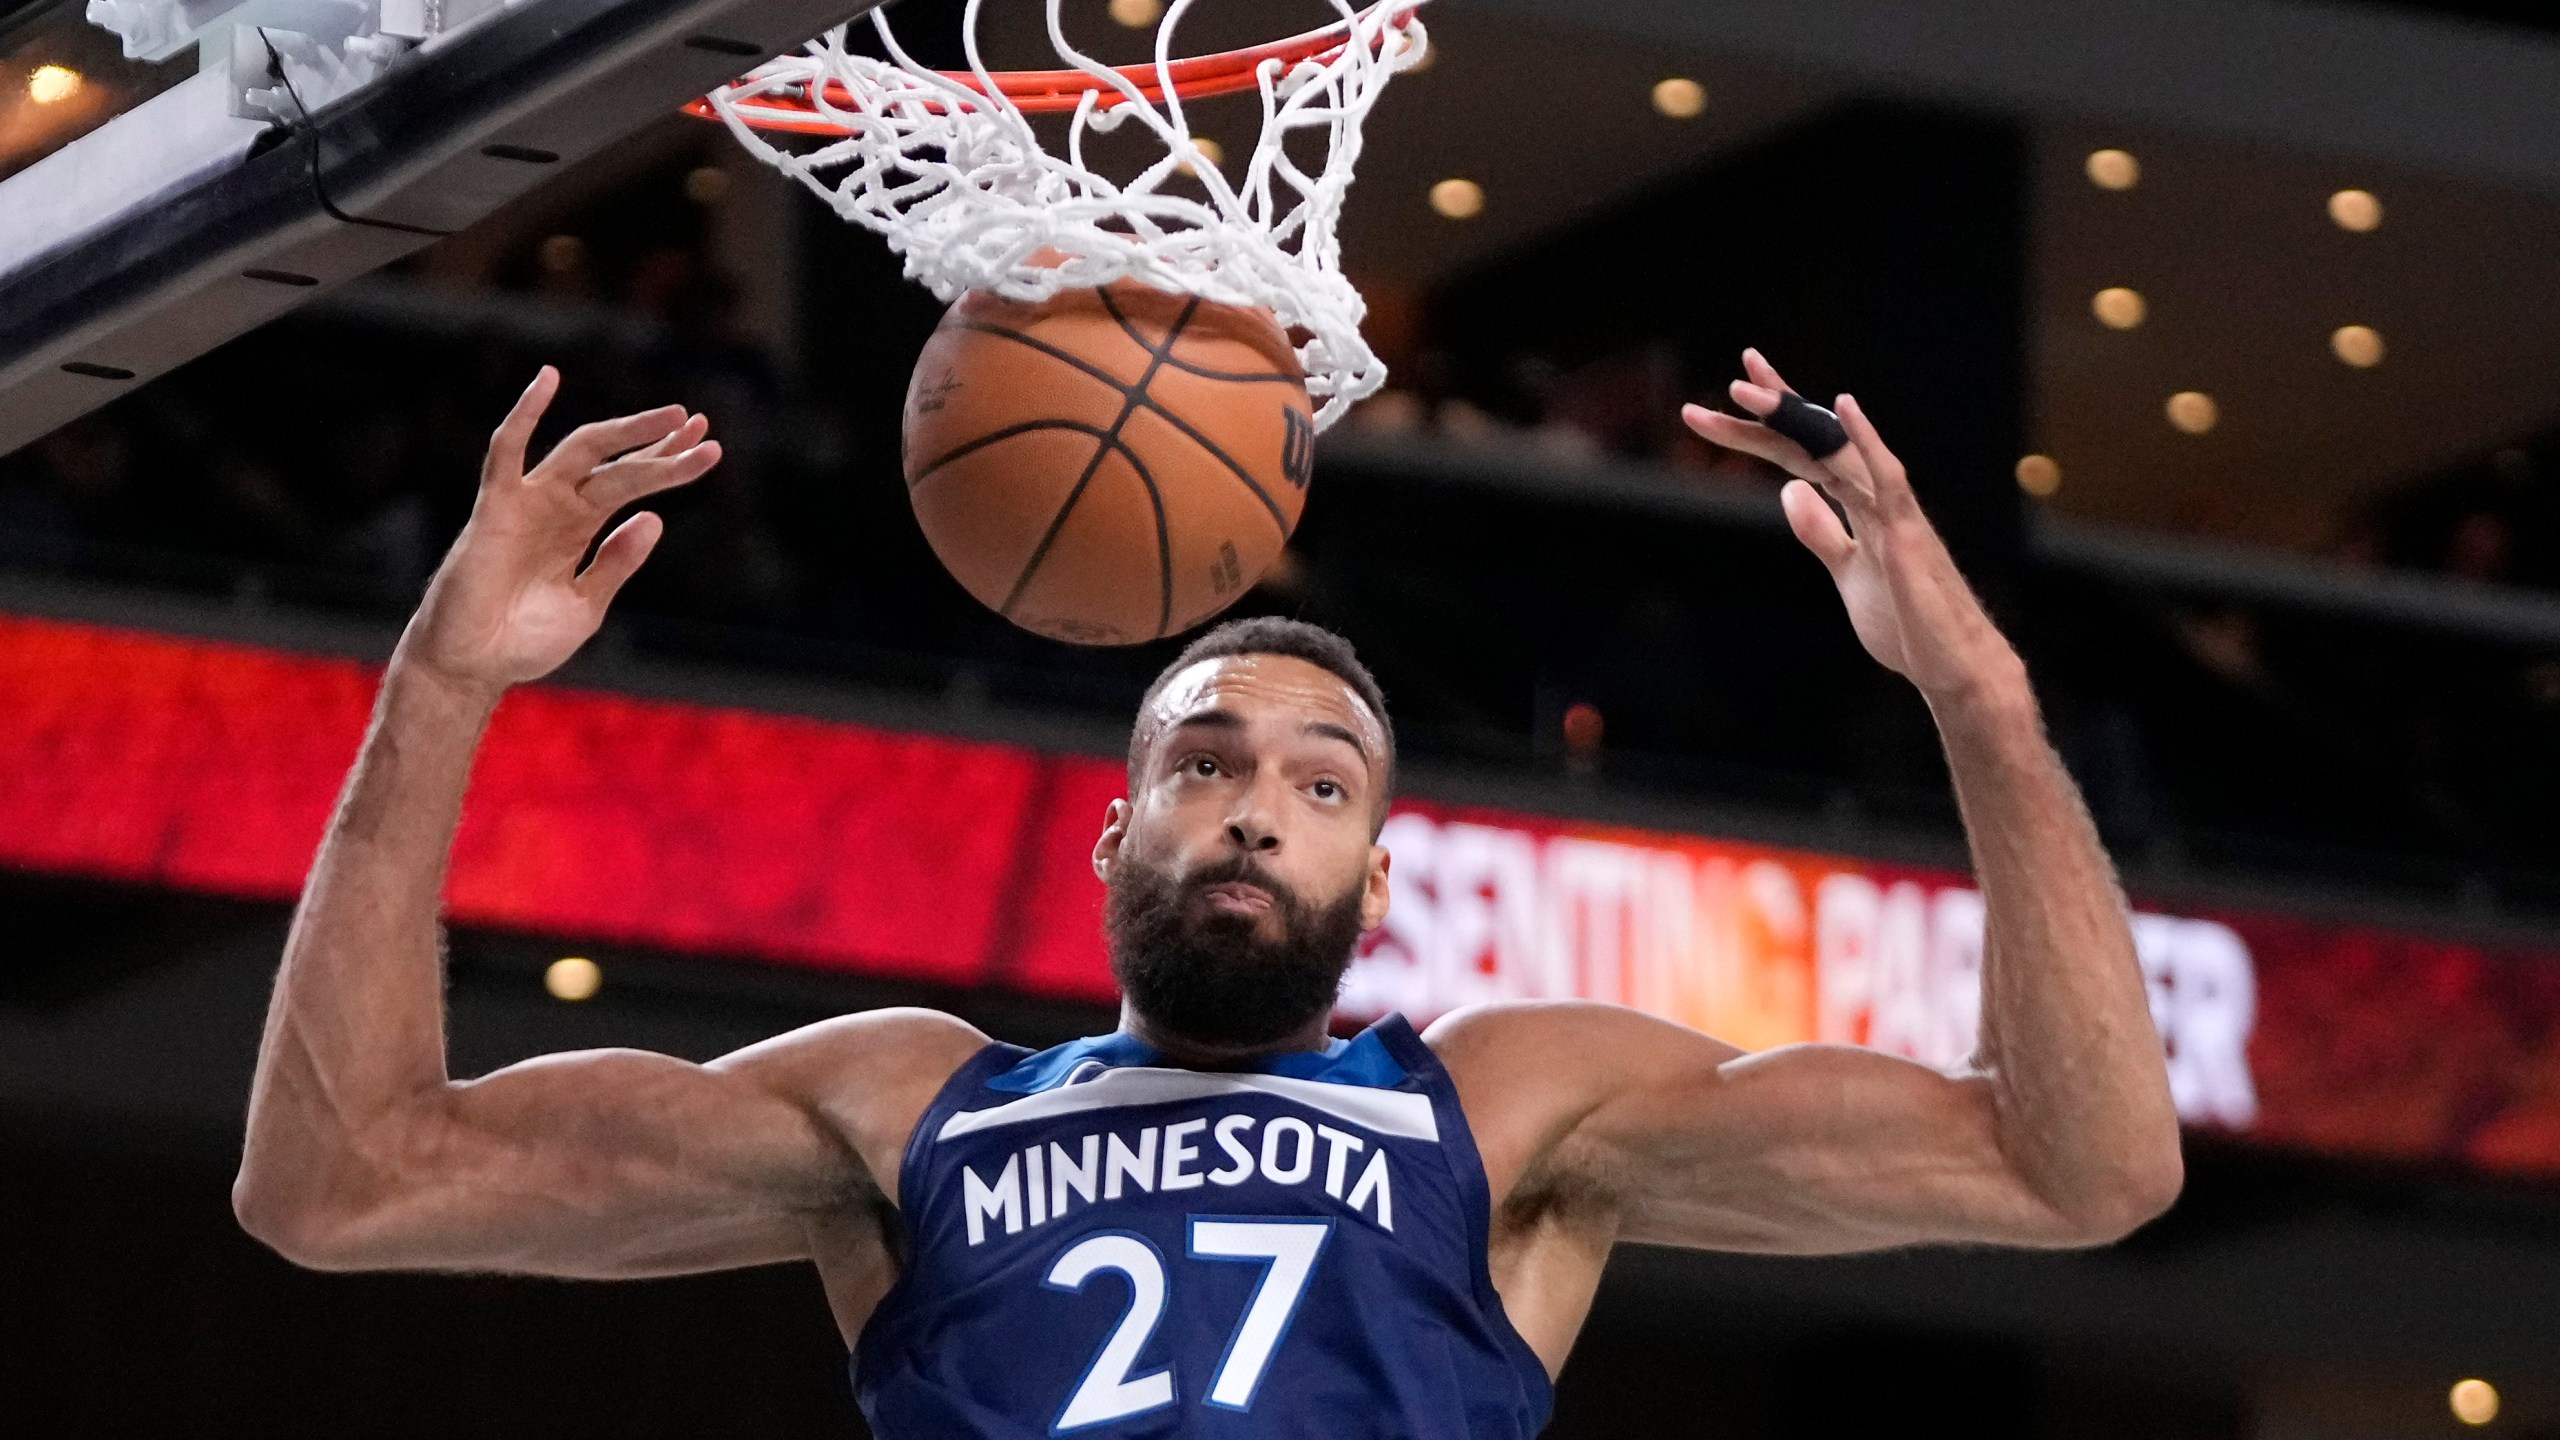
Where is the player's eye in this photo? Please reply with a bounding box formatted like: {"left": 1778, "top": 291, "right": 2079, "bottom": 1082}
{"left": 1186, "top": 755, "right": 1220, "bottom": 778}
{"left": 1312, "top": 779, "right": 1342, "bottom": 801}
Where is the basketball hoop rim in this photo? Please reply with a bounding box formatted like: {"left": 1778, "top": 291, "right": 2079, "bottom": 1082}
{"left": 685, "top": 1, "right": 1420, "bottom": 132}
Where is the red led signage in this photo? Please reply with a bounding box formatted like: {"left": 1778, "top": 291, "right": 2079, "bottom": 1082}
{"left": 0, "top": 614, "right": 1066, "bottom": 987}
{"left": 2, "top": 613, "right": 2557, "bottom": 1179}
{"left": 1343, "top": 804, "right": 2560, "bottom": 1178}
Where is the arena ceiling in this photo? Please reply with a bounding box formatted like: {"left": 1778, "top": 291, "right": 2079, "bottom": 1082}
{"left": 1314, "top": 0, "right": 2560, "bottom": 552}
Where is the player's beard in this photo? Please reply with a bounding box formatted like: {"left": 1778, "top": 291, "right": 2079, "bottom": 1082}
{"left": 1106, "top": 853, "right": 1368, "bottom": 1049}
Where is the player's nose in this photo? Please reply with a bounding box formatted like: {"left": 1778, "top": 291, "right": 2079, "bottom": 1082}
{"left": 1223, "top": 780, "right": 1284, "bottom": 853}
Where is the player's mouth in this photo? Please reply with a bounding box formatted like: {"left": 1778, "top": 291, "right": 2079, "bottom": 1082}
{"left": 1197, "top": 881, "right": 1275, "bottom": 917}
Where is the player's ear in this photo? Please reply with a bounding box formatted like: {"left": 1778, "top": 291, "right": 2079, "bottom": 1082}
{"left": 1092, "top": 798, "right": 1133, "bottom": 881}
{"left": 1359, "top": 843, "right": 1391, "bottom": 931}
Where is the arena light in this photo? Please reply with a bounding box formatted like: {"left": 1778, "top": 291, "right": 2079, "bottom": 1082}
{"left": 2085, "top": 148, "right": 2139, "bottom": 190}
{"left": 2015, "top": 454, "right": 2061, "bottom": 496}
{"left": 2450, "top": 1379, "right": 2499, "bottom": 1427}
{"left": 545, "top": 957, "right": 603, "bottom": 1001}
{"left": 1179, "top": 136, "right": 1224, "bottom": 177}
{"left": 2331, "top": 324, "right": 2385, "bottom": 368}
{"left": 1651, "top": 78, "right": 1706, "bottom": 119}
{"left": 27, "top": 64, "right": 81, "bottom": 105}
{"left": 2092, "top": 287, "right": 2147, "bottom": 330}
{"left": 1561, "top": 702, "right": 1604, "bottom": 757}
{"left": 2166, "top": 391, "right": 2218, "bottom": 434}
{"left": 1429, "top": 177, "right": 1483, "bottom": 219}
{"left": 682, "top": 165, "right": 729, "bottom": 205}
{"left": 1107, "top": 0, "right": 1162, "bottom": 27}
{"left": 2329, "top": 188, "right": 2383, "bottom": 232}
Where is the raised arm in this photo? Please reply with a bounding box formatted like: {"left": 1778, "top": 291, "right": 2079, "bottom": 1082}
{"left": 1442, "top": 353, "right": 2181, "bottom": 1258}
{"left": 233, "top": 370, "right": 985, "bottom": 1277}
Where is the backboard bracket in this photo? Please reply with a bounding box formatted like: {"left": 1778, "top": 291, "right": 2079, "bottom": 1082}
{"left": 0, "top": 0, "right": 884, "bottom": 459}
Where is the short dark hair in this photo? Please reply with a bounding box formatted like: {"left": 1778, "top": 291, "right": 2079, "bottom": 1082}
{"left": 1127, "top": 616, "right": 1396, "bottom": 816}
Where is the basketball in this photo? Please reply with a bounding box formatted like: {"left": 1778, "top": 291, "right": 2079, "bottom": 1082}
{"left": 901, "top": 281, "right": 1316, "bottom": 646}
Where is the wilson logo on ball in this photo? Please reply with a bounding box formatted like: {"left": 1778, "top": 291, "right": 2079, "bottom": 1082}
{"left": 1281, "top": 407, "right": 1314, "bottom": 490}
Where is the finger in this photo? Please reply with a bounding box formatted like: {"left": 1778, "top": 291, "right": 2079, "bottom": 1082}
{"left": 575, "top": 510, "right": 664, "bottom": 604}
{"left": 1726, "top": 371, "right": 1850, "bottom": 465}
{"left": 1682, "top": 401, "right": 1820, "bottom": 479}
{"left": 1728, "top": 377, "right": 1783, "bottom": 421}
{"left": 483, "top": 367, "right": 560, "bottom": 487}
{"left": 1834, "top": 394, "right": 1914, "bottom": 514}
{"left": 579, "top": 414, "right": 709, "bottom": 492}
{"left": 1741, "top": 347, "right": 1793, "bottom": 397}
{"left": 1682, "top": 400, "right": 1872, "bottom": 506}
{"left": 564, "top": 406, "right": 691, "bottom": 472}
{"left": 1733, "top": 373, "right": 1876, "bottom": 500}
{"left": 1683, "top": 400, "right": 1795, "bottom": 464}
{"left": 583, "top": 439, "right": 723, "bottom": 513}
{"left": 537, "top": 405, "right": 690, "bottom": 483}
{"left": 1802, "top": 391, "right": 1882, "bottom": 499}
{"left": 1780, "top": 478, "right": 1857, "bottom": 575}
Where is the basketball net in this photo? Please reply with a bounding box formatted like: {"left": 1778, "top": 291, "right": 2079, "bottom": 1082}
{"left": 701, "top": 0, "right": 1429, "bottom": 431}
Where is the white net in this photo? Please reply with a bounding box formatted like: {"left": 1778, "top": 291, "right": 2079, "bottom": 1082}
{"left": 703, "top": 0, "right": 1428, "bottom": 430}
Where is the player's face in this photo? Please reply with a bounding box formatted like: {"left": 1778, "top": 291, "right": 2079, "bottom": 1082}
{"left": 1095, "top": 655, "right": 1393, "bottom": 1046}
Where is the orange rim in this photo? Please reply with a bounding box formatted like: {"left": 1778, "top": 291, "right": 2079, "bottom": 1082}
{"left": 687, "top": 3, "right": 1416, "bottom": 133}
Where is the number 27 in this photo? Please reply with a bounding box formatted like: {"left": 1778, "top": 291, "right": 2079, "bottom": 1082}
{"left": 1043, "top": 1217, "right": 1333, "bottom": 1430}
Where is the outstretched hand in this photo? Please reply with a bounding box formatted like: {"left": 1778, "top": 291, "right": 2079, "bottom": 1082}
{"left": 398, "top": 367, "right": 721, "bottom": 699}
{"left": 1682, "top": 350, "right": 2020, "bottom": 705}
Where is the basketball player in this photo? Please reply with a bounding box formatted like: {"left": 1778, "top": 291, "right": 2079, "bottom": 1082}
{"left": 235, "top": 352, "right": 2183, "bottom": 1436}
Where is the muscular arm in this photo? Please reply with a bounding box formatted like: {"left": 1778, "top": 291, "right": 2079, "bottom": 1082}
{"left": 233, "top": 371, "right": 984, "bottom": 1276}
{"left": 1445, "top": 354, "right": 2181, "bottom": 1258}
{"left": 1450, "top": 680, "right": 2176, "bottom": 1254}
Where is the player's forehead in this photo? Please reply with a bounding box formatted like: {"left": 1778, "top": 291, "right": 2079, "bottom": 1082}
{"left": 1146, "top": 654, "right": 1384, "bottom": 763}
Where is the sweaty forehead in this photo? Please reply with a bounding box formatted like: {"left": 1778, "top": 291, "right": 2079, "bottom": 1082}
{"left": 1144, "top": 654, "right": 1386, "bottom": 768}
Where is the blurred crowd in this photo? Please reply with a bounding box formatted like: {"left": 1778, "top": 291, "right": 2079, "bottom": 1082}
{"left": 2339, "top": 439, "right": 2560, "bottom": 590}
{"left": 14, "top": 312, "right": 2555, "bottom": 610}
{"left": 0, "top": 245, "right": 799, "bottom": 620}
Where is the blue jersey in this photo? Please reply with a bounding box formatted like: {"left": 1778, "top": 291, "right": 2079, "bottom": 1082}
{"left": 853, "top": 1015, "right": 1553, "bottom": 1438}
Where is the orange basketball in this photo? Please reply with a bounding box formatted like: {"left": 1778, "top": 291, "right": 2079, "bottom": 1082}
{"left": 901, "top": 281, "right": 1315, "bottom": 646}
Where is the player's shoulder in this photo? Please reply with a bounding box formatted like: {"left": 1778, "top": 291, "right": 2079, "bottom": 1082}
{"left": 1424, "top": 1000, "right": 1748, "bottom": 1105}
{"left": 713, "top": 1008, "right": 998, "bottom": 1184}
{"left": 1424, "top": 1003, "right": 1754, "bottom": 1216}
{"left": 1423, "top": 998, "right": 1713, "bottom": 1059}
{"left": 712, "top": 1007, "right": 993, "bottom": 1102}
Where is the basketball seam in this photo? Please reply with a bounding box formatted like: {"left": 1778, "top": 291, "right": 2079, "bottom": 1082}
{"left": 1126, "top": 300, "right": 1190, "bottom": 639}
{"left": 1136, "top": 406, "right": 1293, "bottom": 537}
{"left": 1125, "top": 439, "right": 1175, "bottom": 640}
{"left": 1095, "top": 285, "right": 1160, "bottom": 355}
{"left": 943, "top": 318, "right": 1295, "bottom": 538}
{"left": 993, "top": 430, "right": 1151, "bottom": 623}
{"left": 945, "top": 320, "right": 1139, "bottom": 399}
{"left": 907, "top": 418, "right": 1126, "bottom": 491}
{"left": 1097, "top": 286, "right": 1301, "bottom": 385}
{"left": 997, "top": 297, "right": 1197, "bottom": 637}
{"left": 1150, "top": 358, "right": 1305, "bottom": 385}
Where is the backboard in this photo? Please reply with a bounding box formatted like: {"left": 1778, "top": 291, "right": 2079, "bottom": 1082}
{"left": 0, "top": 0, "right": 885, "bottom": 458}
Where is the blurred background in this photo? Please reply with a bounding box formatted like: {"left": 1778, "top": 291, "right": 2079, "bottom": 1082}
{"left": 6, "top": 0, "right": 2560, "bottom": 1434}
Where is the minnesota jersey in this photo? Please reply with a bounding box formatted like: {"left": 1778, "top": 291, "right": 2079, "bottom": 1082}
{"left": 853, "top": 1015, "right": 1553, "bottom": 1437}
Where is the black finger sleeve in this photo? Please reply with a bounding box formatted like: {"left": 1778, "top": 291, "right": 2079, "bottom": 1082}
{"left": 1764, "top": 390, "right": 1849, "bottom": 459}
